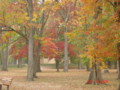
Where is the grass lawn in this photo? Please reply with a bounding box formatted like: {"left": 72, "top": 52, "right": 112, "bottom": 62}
{"left": 0, "top": 67, "right": 119, "bottom": 90}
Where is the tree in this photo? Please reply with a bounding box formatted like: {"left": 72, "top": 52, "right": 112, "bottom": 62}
{"left": 27, "top": 0, "right": 34, "bottom": 81}
{"left": 53, "top": 0, "right": 78, "bottom": 72}
{"left": 33, "top": 0, "right": 51, "bottom": 74}
{"left": 0, "top": 0, "right": 28, "bottom": 71}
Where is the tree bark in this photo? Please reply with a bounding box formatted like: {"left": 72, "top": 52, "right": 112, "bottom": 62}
{"left": 115, "top": 0, "right": 120, "bottom": 88}
{"left": 118, "top": 59, "right": 120, "bottom": 80}
{"left": 56, "top": 60, "right": 60, "bottom": 72}
{"left": 114, "top": 61, "right": 117, "bottom": 69}
{"left": 114, "top": 0, "right": 120, "bottom": 80}
{"left": 1, "top": 44, "right": 9, "bottom": 71}
{"left": 64, "top": 29, "right": 69, "bottom": 72}
{"left": 86, "top": 64, "right": 96, "bottom": 85}
{"left": 86, "top": 61, "right": 90, "bottom": 71}
{"left": 33, "top": 59, "right": 37, "bottom": 78}
{"left": 17, "top": 59, "right": 22, "bottom": 68}
{"left": 0, "top": 85, "right": 2, "bottom": 90}
{"left": 27, "top": 27, "right": 34, "bottom": 81}
{"left": 27, "top": 0, "right": 34, "bottom": 81}
{"left": 78, "top": 60, "right": 81, "bottom": 70}
{"left": 35, "top": 43, "right": 42, "bottom": 72}
{"left": 35, "top": 56, "right": 41, "bottom": 72}
{"left": 117, "top": 43, "right": 120, "bottom": 79}
{"left": 86, "top": 61, "right": 107, "bottom": 84}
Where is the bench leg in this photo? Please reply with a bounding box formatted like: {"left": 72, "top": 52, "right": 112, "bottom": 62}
{"left": 7, "top": 85, "right": 9, "bottom": 90}
{"left": 0, "top": 85, "right": 2, "bottom": 90}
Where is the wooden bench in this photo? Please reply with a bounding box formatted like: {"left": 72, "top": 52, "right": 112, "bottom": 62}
{"left": 0, "top": 77, "right": 13, "bottom": 90}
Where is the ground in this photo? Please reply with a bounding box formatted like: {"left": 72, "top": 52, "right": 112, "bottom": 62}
{"left": 0, "top": 67, "right": 119, "bottom": 90}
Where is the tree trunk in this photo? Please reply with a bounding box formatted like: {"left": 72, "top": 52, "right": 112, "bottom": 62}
{"left": 17, "top": 59, "right": 22, "bottom": 68}
{"left": 64, "top": 30, "right": 69, "bottom": 72}
{"left": 107, "top": 61, "right": 112, "bottom": 69}
{"left": 33, "top": 42, "right": 42, "bottom": 78}
{"left": 86, "top": 62, "right": 108, "bottom": 84}
{"left": 36, "top": 43, "right": 42, "bottom": 72}
{"left": 33, "top": 39, "right": 38, "bottom": 78}
{"left": 114, "top": 61, "right": 117, "bottom": 69}
{"left": 114, "top": 1, "right": 120, "bottom": 89}
{"left": 117, "top": 43, "right": 120, "bottom": 79}
{"left": 27, "top": 27, "right": 34, "bottom": 81}
{"left": 118, "top": 58, "right": 120, "bottom": 79}
{"left": 0, "top": 85, "right": 2, "bottom": 90}
{"left": 33, "top": 59, "right": 37, "bottom": 78}
{"left": 27, "top": 0, "right": 34, "bottom": 81}
{"left": 1, "top": 44, "right": 9, "bottom": 71}
{"left": 86, "top": 65, "right": 96, "bottom": 85}
{"left": 36, "top": 0, "right": 46, "bottom": 72}
{"left": 86, "top": 61, "right": 90, "bottom": 71}
{"left": 78, "top": 60, "right": 81, "bottom": 70}
{"left": 36, "top": 56, "right": 41, "bottom": 72}
{"left": 115, "top": 0, "right": 120, "bottom": 80}
{"left": 56, "top": 60, "right": 60, "bottom": 72}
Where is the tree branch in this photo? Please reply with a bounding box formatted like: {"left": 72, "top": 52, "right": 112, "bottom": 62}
{"left": 0, "top": 36, "right": 22, "bottom": 51}
{"left": 106, "top": 0, "right": 116, "bottom": 8}
{"left": 0, "top": 26, "right": 28, "bottom": 41}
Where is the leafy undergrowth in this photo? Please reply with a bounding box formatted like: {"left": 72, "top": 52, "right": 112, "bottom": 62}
{"left": 0, "top": 68, "right": 118, "bottom": 90}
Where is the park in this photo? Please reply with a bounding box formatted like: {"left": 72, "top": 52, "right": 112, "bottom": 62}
{"left": 0, "top": 0, "right": 120, "bottom": 90}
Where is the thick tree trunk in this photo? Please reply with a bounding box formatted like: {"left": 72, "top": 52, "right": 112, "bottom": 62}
{"left": 56, "top": 60, "right": 60, "bottom": 72}
{"left": 27, "top": 0, "right": 34, "bottom": 81}
{"left": 27, "top": 28, "right": 34, "bottom": 81}
{"left": 1, "top": 44, "right": 9, "bottom": 71}
{"left": 64, "top": 31, "right": 69, "bottom": 72}
{"left": 86, "top": 62, "right": 108, "bottom": 84}
{"left": 86, "top": 66, "right": 96, "bottom": 85}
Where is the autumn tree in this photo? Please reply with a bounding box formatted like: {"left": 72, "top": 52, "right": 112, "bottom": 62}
{"left": 0, "top": 0, "right": 28, "bottom": 71}
{"left": 53, "top": 0, "right": 78, "bottom": 72}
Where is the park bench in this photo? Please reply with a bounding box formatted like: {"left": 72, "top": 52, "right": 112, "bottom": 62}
{"left": 0, "top": 77, "right": 13, "bottom": 90}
